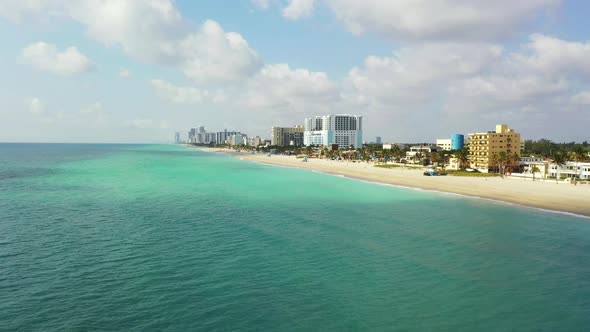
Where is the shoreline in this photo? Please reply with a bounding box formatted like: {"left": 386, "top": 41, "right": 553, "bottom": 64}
{"left": 193, "top": 146, "right": 590, "bottom": 219}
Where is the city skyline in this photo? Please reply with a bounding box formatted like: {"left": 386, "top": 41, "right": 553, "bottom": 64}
{"left": 1, "top": 1, "right": 590, "bottom": 143}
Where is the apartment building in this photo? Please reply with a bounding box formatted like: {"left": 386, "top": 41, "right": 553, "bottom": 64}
{"left": 468, "top": 124, "right": 521, "bottom": 173}
{"left": 271, "top": 125, "right": 304, "bottom": 146}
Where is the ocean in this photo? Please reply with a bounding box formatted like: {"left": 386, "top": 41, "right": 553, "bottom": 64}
{"left": 1, "top": 143, "right": 589, "bottom": 331}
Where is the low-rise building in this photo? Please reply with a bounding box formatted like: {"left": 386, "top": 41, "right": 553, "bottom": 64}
{"left": 436, "top": 134, "right": 466, "bottom": 151}
{"left": 520, "top": 157, "right": 545, "bottom": 164}
{"left": 549, "top": 162, "right": 590, "bottom": 180}
{"left": 436, "top": 139, "right": 452, "bottom": 151}
{"left": 406, "top": 145, "right": 440, "bottom": 159}
{"left": 383, "top": 143, "right": 406, "bottom": 150}
{"left": 448, "top": 157, "right": 462, "bottom": 170}
{"left": 526, "top": 161, "right": 550, "bottom": 179}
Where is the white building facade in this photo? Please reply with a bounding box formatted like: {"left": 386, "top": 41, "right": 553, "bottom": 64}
{"left": 406, "top": 145, "right": 441, "bottom": 159}
{"left": 304, "top": 114, "right": 363, "bottom": 149}
{"left": 436, "top": 139, "right": 452, "bottom": 151}
{"left": 549, "top": 162, "right": 590, "bottom": 180}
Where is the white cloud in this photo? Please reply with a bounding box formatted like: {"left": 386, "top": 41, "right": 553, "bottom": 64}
{"left": 449, "top": 76, "right": 569, "bottom": 102}
{"left": 28, "top": 97, "right": 46, "bottom": 115}
{"left": 21, "top": 42, "right": 94, "bottom": 76}
{"left": 0, "top": 0, "right": 63, "bottom": 21}
{"left": 4, "top": 1, "right": 262, "bottom": 85}
{"left": 179, "top": 20, "right": 262, "bottom": 84}
{"left": 148, "top": 32, "right": 590, "bottom": 140}
{"left": 132, "top": 118, "right": 154, "bottom": 129}
{"left": 283, "top": 0, "right": 315, "bottom": 20}
{"left": 251, "top": 0, "right": 272, "bottom": 10}
{"left": 244, "top": 63, "right": 340, "bottom": 109}
{"left": 346, "top": 43, "right": 504, "bottom": 105}
{"left": 5, "top": 0, "right": 590, "bottom": 142}
{"left": 119, "top": 68, "right": 131, "bottom": 78}
{"left": 67, "top": 0, "right": 184, "bottom": 63}
{"left": 159, "top": 121, "right": 170, "bottom": 129}
{"left": 571, "top": 92, "right": 590, "bottom": 105}
{"left": 251, "top": 0, "right": 559, "bottom": 41}
{"left": 510, "top": 34, "right": 590, "bottom": 77}
{"left": 327, "top": 0, "right": 560, "bottom": 41}
{"left": 150, "top": 79, "right": 226, "bottom": 104}
{"left": 80, "top": 102, "right": 104, "bottom": 114}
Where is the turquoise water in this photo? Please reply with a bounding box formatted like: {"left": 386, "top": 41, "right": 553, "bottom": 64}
{"left": 1, "top": 144, "right": 590, "bottom": 331}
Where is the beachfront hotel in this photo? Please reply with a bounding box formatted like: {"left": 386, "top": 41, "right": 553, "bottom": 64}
{"left": 271, "top": 125, "right": 304, "bottom": 146}
{"left": 468, "top": 124, "right": 521, "bottom": 173}
{"left": 304, "top": 114, "right": 363, "bottom": 149}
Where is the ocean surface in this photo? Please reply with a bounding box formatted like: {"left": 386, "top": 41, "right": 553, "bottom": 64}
{"left": 1, "top": 143, "right": 589, "bottom": 331}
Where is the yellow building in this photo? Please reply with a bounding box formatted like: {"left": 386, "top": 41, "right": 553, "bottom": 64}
{"left": 271, "top": 125, "right": 304, "bottom": 146}
{"left": 468, "top": 124, "right": 521, "bottom": 172}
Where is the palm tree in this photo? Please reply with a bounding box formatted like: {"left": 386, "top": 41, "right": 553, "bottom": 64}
{"left": 552, "top": 151, "right": 567, "bottom": 184}
{"left": 492, "top": 152, "right": 508, "bottom": 178}
{"left": 511, "top": 153, "right": 521, "bottom": 174}
{"left": 531, "top": 165, "right": 540, "bottom": 181}
{"left": 414, "top": 152, "right": 423, "bottom": 165}
{"left": 380, "top": 149, "right": 391, "bottom": 164}
{"left": 570, "top": 146, "right": 588, "bottom": 185}
{"left": 456, "top": 147, "right": 469, "bottom": 170}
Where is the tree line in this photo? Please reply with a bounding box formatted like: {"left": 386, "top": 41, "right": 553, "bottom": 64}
{"left": 523, "top": 139, "right": 589, "bottom": 157}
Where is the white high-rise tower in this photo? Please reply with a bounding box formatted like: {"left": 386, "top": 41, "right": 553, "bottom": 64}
{"left": 303, "top": 114, "right": 363, "bottom": 148}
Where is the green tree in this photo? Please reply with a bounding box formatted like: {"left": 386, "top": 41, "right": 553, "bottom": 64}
{"left": 530, "top": 165, "right": 540, "bottom": 181}
{"left": 455, "top": 147, "right": 469, "bottom": 170}
{"left": 492, "top": 152, "right": 509, "bottom": 178}
{"left": 552, "top": 151, "right": 567, "bottom": 183}
{"left": 569, "top": 146, "right": 588, "bottom": 185}
{"left": 510, "top": 152, "right": 521, "bottom": 174}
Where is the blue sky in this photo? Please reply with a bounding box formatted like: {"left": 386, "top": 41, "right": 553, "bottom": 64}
{"left": 0, "top": 0, "right": 589, "bottom": 143}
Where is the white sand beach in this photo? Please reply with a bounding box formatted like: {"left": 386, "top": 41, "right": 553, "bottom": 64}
{"left": 198, "top": 147, "right": 590, "bottom": 218}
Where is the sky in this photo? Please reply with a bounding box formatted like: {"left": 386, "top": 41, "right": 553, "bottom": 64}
{"left": 0, "top": 0, "right": 589, "bottom": 143}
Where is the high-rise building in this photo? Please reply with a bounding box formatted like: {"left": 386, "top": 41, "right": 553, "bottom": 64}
{"left": 216, "top": 129, "right": 228, "bottom": 146}
{"left": 204, "top": 132, "right": 216, "bottom": 144}
{"left": 250, "top": 136, "right": 262, "bottom": 147}
{"left": 468, "top": 124, "right": 521, "bottom": 172}
{"left": 188, "top": 128, "right": 196, "bottom": 142}
{"left": 376, "top": 136, "right": 382, "bottom": 144}
{"left": 175, "top": 132, "right": 181, "bottom": 144}
{"left": 227, "top": 133, "right": 244, "bottom": 146}
{"left": 271, "top": 125, "right": 304, "bottom": 146}
{"left": 304, "top": 114, "right": 363, "bottom": 149}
